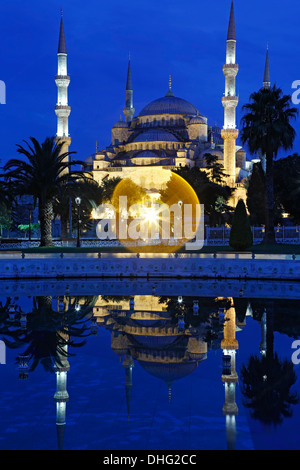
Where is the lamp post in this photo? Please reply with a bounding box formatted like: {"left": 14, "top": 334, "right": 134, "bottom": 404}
{"left": 75, "top": 197, "right": 81, "bottom": 248}
{"left": 28, "top": 205, "right": 33, "bottom": 242}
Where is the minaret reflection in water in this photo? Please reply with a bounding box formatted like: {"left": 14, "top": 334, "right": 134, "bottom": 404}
{"left": 2, "top": 289, "right": 300, "bottom": 449}
{"left": 0, "top": 293, "right": 96, "bottom": 450}
{"left": 220, "top": 297, "right": 239, "bottom": 450}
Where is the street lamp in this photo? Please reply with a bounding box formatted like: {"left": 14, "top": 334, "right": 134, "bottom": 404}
{"left": 28, "top": 204, "right": 33, "bottom": 242}
{"left": 75, "top": 196, "right": 81, "bottom": 248}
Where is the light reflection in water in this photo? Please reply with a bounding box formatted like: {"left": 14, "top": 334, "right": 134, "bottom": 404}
{"left": 0, "top": 280, "right": 299, "bottom": 450}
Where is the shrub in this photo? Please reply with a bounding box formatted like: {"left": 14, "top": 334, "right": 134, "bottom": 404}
{"left": 229, "top": 199, "right": 253, "bottom": 251}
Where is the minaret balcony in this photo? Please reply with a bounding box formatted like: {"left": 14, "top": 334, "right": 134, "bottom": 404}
{"left": 222, "top": 96, "right": 239, "bottom": 107}
{"left": 55, "top": 105, "right": 71, "bottom": 117}
{"left": 55, "top": 135, "right": 71, "bottom": 144}
{"left": 223, "top": 64, "right": 239, "bottom": 77}
{"left": 221, "top": 128, "right": 239, "bottom": 140}
{"left": 55, "top": 75, "right": 70, "bottom": 86}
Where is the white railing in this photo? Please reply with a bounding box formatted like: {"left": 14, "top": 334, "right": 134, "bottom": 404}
{"left": 0, "top": 226, "right": 300, "bottom": 250}
{"left": 205, "top": 225, "right": 300, "bottom": 245}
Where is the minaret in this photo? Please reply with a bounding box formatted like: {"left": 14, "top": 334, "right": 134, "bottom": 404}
{"left": 53, "top": 334, "right": 70, "bottom": 451}
{"left": 55, "top": 9, "right": 71, "bottom": 161}
{"left": 263, "top": 44, "right": 271, "bottom": 90}
{"left": 221, "top": 297, "right": 239, "bottom": 450}
{"left": 53, "top": 300, "right": 70, "bottom": 450}
{"left": 221, "top": 1, "right": 239, "bottom": 187}
{"left": 123, "top": 354, "right": 134, "bottom": 420}
{"left": 260, "top": 44, "right": 270, "bottom": 171}
{"left": 123, "top": 54, "right": 135, "bottom": 123}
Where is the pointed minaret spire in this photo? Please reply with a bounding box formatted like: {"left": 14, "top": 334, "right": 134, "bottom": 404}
{"left": 58, "top": 9, "right": 67, "bottom": 54}
{"left": 123, "top": 53, "right": 135, "bottom": 123}
{"left": 126, "top": 52, "right": 133, "bottom": 91}
{"left": 55, "top": 9, "right": 71, "bottom": 170}
{"left": 263, "top": 43, "right": 271, "bottom": 89}
{"left": 221, "top": 1, "right": 239, "bottom": 188}
{"left": 227, "top": 0, "right": 236, "bottom": 41}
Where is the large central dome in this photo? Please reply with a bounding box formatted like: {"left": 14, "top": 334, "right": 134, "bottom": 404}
{"left": 139, "top": 94, "right": 199, "bottom": 117}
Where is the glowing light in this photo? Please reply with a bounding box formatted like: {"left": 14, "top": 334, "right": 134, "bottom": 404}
{"left": 142, "top": 205, "right": 159, "bottom": 225}
{"left": 106, "top": 171, "right": 202, "bottom": 253}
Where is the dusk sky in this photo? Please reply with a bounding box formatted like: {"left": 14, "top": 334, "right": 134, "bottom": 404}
{"left": 1, "top": 0, "right": 300, "bottom": 166}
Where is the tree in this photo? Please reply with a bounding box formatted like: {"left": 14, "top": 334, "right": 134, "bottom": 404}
{"left": 246, "top": 161, "right": 267, "bottom": 225}
{"left": 240, "top": 301, "right": 299, "bottom": 426}
{"left": 101, "top": 176, "right": 122, "bottom": 202}
{"left": 111, "top": 178, "right": 147, "bottom": 212}
{"left": 3, "top": 137, "right": 85, "bottom": 246}
{"left": 273, "top": 154, "right": 300, "bottom": 223}
{"left": 53, "top": 177, "right": 103, "bottom": 240}
{"left": 171, "top": 166, "right": 234, "bottom": 226}
{"left": 203, "top": 153, "right": 228, "bottom": 184}
{"left": 0, "top": 203, "right": 14, "bottom": 237}
{"left": 229, "top": 199, "right": 253, "bottom": 251}
{"left": 18, "top": 223, "right": 40, "bottom": 238}
{"left": 240, "top": 85, "right": 298, "bottom": 244}
{"left": 0, "top": 295, "right": 97, "bottom": 373}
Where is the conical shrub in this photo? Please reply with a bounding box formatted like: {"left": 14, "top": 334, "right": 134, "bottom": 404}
{"left": 229, "top": 199, "right": 253, "bottom": 251}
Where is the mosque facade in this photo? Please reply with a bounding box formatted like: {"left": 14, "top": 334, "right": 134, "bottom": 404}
{"left": 55, "top": 2, "right": 267, "bottom": 207}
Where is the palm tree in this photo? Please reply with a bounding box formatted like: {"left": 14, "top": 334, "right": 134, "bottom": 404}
{"left": 3, "top": 136, "right": 86, "bottom": 246}
{"left": 240, "top": 353, "right": 299, "bottom": 426}
{"left": 240, "top": 85, "right": 298, "bottom": 244}
{"left": 240, "top": 301, "right": 299, "bottom": 426}
{"left": 0, "top": 295, "right": 97, "bottom": 373}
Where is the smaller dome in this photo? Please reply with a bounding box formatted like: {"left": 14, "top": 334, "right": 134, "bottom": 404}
{"left": 113, "top": 120, "right": 128, "bottom": 129}
{"left": 189, "top": 116, "right": 206, "bottom": 125}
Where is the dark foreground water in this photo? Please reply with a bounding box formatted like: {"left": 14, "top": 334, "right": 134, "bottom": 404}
{"left": 0, "top": 279, "right": 300, "bottom": 451}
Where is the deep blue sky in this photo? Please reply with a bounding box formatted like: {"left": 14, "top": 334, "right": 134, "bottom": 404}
{"left": 1, "top": 0, "right": 300, "bottom": 166}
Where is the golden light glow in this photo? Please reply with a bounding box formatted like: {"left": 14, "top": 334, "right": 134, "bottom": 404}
{"left": 109, "top": 172, "right": 201, "bottom": 253}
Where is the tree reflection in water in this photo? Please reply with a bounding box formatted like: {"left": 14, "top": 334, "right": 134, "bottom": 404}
{"left": 0, "top": 295, "right": 97, "bottom": 374}
{"left": 240, "top": 300, "right": 299, "bottom": 426}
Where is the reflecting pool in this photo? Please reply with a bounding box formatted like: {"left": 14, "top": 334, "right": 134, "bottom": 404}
{"left": 0, "top": 279, "right": 300, "bottom": 450}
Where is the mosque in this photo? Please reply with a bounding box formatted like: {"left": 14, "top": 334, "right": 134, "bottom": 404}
{"left": 55, "top": 2, "right": 269, "bottom": 208}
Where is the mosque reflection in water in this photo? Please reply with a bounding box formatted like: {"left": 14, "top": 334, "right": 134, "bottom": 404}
{"left": 0, "top": 290, "right": 299, "bottom": 450}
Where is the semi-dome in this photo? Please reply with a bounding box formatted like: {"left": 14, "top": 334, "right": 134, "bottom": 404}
{"left": 133, "top": 129, "right": 179, "bottom": 142}
{"left": 139, "top": 95, "right": 199, "bottom": 117}
{"left": 134, "top": 150, "right": 161, "bottom": 158}
{"left": 138, "top": 360, "right": 198, "bottom": 382}
{"left": 113, "top": 120, "right": 128, "bottom": 129}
